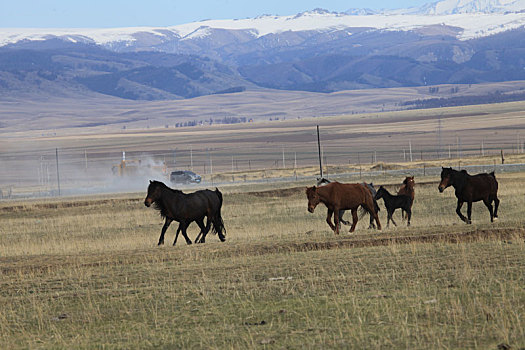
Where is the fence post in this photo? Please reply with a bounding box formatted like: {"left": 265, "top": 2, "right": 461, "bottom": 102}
{"left": 55, "top": 148, "right": 61, "bottom": 196}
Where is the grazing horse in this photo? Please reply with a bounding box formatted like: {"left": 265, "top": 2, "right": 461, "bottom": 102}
{"left": 306, "top": 182, "right": 381, "bottom": 234}
{"left": 438, "top": 167, "right": 499, "bottom": 224}
{"left": 375, "top": 186, "right": 413, "bottom": 227}
{"left": 144, "top": 180, "right": 226, "bottom": 245}
{"left": 316, "top": 178, "right": 380, "bottom": 229}
{"left": 397, "top": 176, "right": 415, "bottom": 219}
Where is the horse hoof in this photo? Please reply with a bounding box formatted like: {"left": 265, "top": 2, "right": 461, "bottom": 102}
{"left": 493, "top": 217, "right": 499, "bottom": 221}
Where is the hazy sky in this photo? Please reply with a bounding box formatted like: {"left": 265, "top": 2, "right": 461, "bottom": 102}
{"left": 2, "top": 0, "right": 433, "bottom": 28}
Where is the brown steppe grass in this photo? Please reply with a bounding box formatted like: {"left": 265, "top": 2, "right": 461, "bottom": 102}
{"left": 0, "top": 172, "right": 524, "bottom": 348}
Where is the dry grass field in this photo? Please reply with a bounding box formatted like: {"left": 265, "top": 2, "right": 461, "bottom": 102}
{"left": 1, "top": 99, "right": 525, "bottom": 348}
{"left": 0, "top": 171, "right": 524, "bottom": 348}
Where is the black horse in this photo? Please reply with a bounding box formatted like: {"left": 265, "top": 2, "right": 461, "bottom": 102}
{"left": 144, "top": 180, "right": 226, "bottom": 245}
{"left": 438, "top": 167, "right": 499, "bottom": 224}
{"left": 375, "top": 186, "right": 413, "bottom": 227}
{"left": 317, "top": 178, "right": 380, "bottom": 229}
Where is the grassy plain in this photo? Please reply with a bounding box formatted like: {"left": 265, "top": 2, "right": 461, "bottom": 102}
{"left": 0, "top": 172, "right": 524, "bottom": 348}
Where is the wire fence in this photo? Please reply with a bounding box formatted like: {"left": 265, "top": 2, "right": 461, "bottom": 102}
{"left": 1, "top": 138, "right": 524, "bottom": 199}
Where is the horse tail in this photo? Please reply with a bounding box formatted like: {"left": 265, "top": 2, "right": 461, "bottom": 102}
{"left": 373, "top": 198, "right": 380, "bottom": 213}
{"left": 215, "top": 187, "right": 223, "bottom": 206}
{"left": 359, "top": 185, "right": 380, "bottom": 219}
{"left": 363, "top": 183, "right": 380, "bottom": 213}
{"left": 489, "top": 172, "right": 498, "bottom": 193}
{"left": 212, "top": 188, "right": 226, "bottom": 241}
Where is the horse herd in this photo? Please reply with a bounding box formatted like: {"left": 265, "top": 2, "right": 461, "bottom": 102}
{"left": 144, "top": 167, "right": 500, "bottom": 245}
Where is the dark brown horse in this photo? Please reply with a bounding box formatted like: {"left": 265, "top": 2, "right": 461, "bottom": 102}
{"left": 397, "top": 176, "right": 415, "bottom": 219}
{"left": 144, "top": 180, "right": 226, "bottom": 245}
{"left": 375, "top": 186, "right": 412, "bottom": 227}
{"left": 306, "top": 182, "right": 381, "bottom": 234}
{"left": 438, "top": 167, "right": 499, "bottom": 224}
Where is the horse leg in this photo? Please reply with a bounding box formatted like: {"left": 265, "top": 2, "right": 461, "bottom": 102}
{"left": 194, "top": 218, "right": 205, "bottom": 243}
{"left": 369, "top": 201, "right": 381, "bottom": 231}
{"left": 158, "top": 218, "right": 172, "bottom": 245}
{"left": 194, "top": 218, "right": 207, "bottom": 244}
{"left": 326, "top": 209, "right": 336, "bottom": 232}
{"left": 179, "top": 222, "right": 192, "bottom": 245}
{"left": 199, "top": 217, "right": 212, "bottom": 243}
{"left": 406, "top": 208, "right": 411, "bottom": 227}
{"left": 493, "top": 197, "right": 500, "bottom": 220}
{"left": 466, "top": 201, "right": 473, "bottom": 224}
{"left": 339, "top": 209, "right": 350, "bottom": 226}
{"left": 349, "top": 209, "right": 358, "bottom": 233}
{"left": 456, "top": 201, "right": 467, "bottom": 223}
{"left": 483, "top": 198, "right": 494, "bottom": 222}
{"left": 173, "top": 225, "right": 181, "bottom": 246}
{"left": 333, "top": 208, "right": 340, "bottom": 235}
{"left": 368, "top": 212, "right": 375, "bottom": 229}
{"left": 390, "top": 209, "right": 398, "bottom": 227}
{"left": 373, "top": 211, "right": 381, "bottom": 231}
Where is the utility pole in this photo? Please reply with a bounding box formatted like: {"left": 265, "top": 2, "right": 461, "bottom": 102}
{"left": 190, "top": 145, "right": 193, "bottom": 170}
{"left": 437, "top": 115, "right": 443, "bottom": 158}
{"left": 317, "top": 125, "right": 323, "bottom": 179}
{"left": 282, "top": 146, "right": 286, "bottom": 169}
{"left": 55, "top": 148, "right": 61, "bottom": 196}
{"left": 409, "top": 140, "right": 413, "bottom": 162}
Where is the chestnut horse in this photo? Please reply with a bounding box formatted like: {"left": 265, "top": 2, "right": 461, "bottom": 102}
{"left": 306, "top": 182, "right": 381, "bottom": 234}
{"left": 397, "top": 176, "right": 415, "bottom": 219}
{"left": 438, "top": 167, "right": 499, "bottom": 224}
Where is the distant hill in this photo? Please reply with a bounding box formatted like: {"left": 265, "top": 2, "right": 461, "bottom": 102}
{"left": 0, "top": 42, "right": 252, "bottom": 100}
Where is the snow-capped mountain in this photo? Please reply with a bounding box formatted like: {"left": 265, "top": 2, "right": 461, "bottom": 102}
{"left": 394, "top": 0, "right": 525, "bottom": 15}
{"left": 1, "top": 0, "right": 525, "bottom": 102}
{"left": 0, "top": 0, "right": 524, "bottom": 50}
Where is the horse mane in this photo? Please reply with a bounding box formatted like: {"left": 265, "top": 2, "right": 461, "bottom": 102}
{"left": 149, "top": 181, "right": 184, "bottom": 218}
{"left": 451, "top": 169, "right": 468, "bottom": 192}
{"left": 378, "top": 186, "right": 392, "bottom": 197}
{"left": 150, "top": 180, "right": 183, "bottom": 194}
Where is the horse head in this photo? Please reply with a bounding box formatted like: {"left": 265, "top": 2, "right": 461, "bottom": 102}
{"left": 144, "top": 180, "right": 164, "bottom": 207}
{"left": 438, "top": 167, "right": 453, "bottom": 193}
{"left": 305, "top": 186, "right": 320, "bottom": 213}
{"left": 374, "top": 186, "right": 386, "bottom": 200}
{"left": 403, "top": 176, "right": 415, "bottom": 189}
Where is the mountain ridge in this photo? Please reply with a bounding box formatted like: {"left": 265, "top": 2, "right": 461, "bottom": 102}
{"left": 1, "top": 0, "right": 525, "bottom": 50}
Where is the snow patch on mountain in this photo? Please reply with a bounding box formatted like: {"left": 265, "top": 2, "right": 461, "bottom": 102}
{"left": 0, "top": 0, "right": 524, "bottom": 48}
{"left": 389, "top": 0, "right": 525, "bottom": 15}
